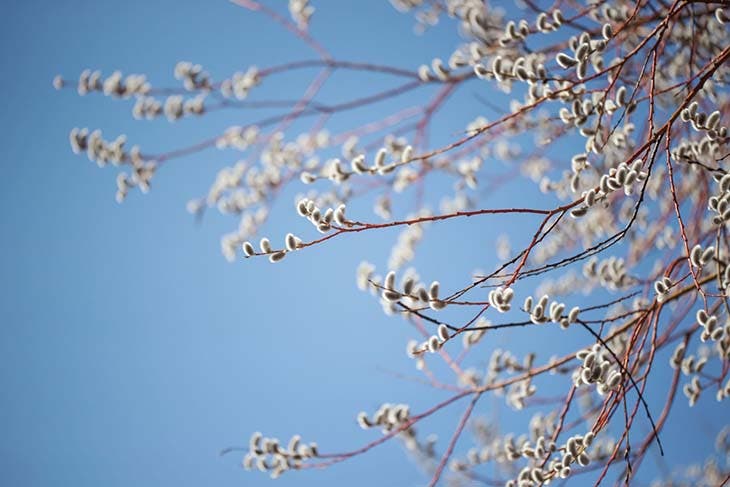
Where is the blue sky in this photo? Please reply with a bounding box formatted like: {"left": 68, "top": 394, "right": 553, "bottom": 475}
{"left": 1, "top": 1, "right": 727, "bottom": 486}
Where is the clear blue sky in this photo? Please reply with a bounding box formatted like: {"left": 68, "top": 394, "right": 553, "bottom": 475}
{"left": 1, "top": 1, "right": 726, "bottom": 486}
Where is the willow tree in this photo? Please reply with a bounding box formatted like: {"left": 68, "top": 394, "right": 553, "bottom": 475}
{"left": 57, "top": 1, "right": 730, "bottom": 485}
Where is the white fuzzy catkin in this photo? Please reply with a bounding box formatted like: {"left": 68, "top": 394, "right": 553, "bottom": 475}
{"left": 259, "top": 238, "right": 272, "bottom": 253}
